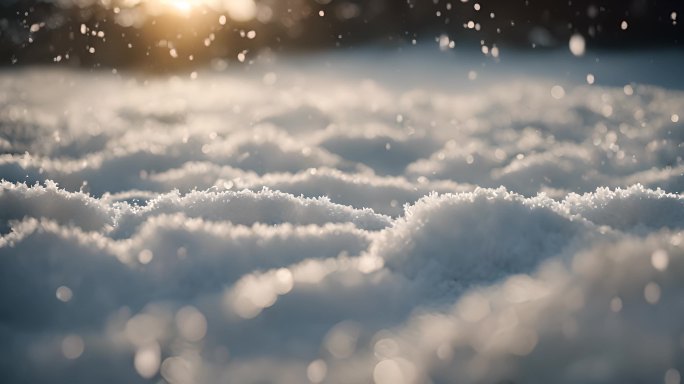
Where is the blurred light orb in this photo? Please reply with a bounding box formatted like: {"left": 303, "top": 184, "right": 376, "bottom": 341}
{"left": 138, "top": 249, "right": 154, "bottom": 264}
{"left": 665, "top": 368, "right": 682, "bottom": 384}
{"left": 56, "top": 285, "right": 73, "bottom": 302}
{"left": 601, "top": 104, "right": 613, "bottom": 117}
{"left": 644, "top": 282, "right": 661, "bottom": 304}
{"left": 609, "top": 296, "right": 623, "bottom": 312}
{"left": 125, "top": 313, "right": 165, "bottom": 347}
{"left": 586, "top": 73, "right": 595, "bottom": 84}
{"left": 569, "top": 34, "right": 586, "bottom": 56}
{"left": 273, "top": 268, "right": 293, "bottom": 294}
{"left": 651, "top": 249, "right": 669, "bottom": 271}
{"left": 374, "top": 338, "right": 400, "bottom": 359}
{"left": 306, "top": 359, "right": 328, "bottom": 383}
{"left": 175, "top": 306, "right": 208, "bottom": 342}
{"left": 231, "top": 294, "right": 262, "bottom": 319}
{"left": 161, "top": 356, "right": 194, "bottom": 384}
{"left": 623, "top": 84, "right": 634, "bottom": 96}
{"left": 134, "top": 343, "right": 161, "bottom": 378}
{"left": 324, "top": 321, "right": 361, "bottom": 359}
{"left": 373, "top": 359, "right": 404, "bottom": 384}
{"left": 551, "top": 85, "right": 566, "bottom": 99}
{"left": 62, "top": 334, "right": 85, "bottom": 359}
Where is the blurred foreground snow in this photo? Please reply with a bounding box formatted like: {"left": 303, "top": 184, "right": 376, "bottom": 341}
{"left": 1, "top": 48, "right": 683, "bottom": 383}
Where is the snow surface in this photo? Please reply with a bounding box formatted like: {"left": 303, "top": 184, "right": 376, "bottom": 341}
{"left": 1, "top": 48, "right": 684, "bottom": 383}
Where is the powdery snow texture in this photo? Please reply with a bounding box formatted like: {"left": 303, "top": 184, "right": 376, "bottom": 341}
{"left": 0, "top": 63, "right": 683, "bottom": 384}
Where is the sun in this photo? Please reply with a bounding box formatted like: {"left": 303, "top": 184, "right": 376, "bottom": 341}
{"left": 166, "top": 0, "right": 193, "bottom": 13}
{"left": 159, "top": 0, "right": 200, "bottom": 14}
{"left": 170, "top": 0, "right": 193, "bottom": 13}
{"left": 142, "top": 0, "right": 257, "bottom": 20}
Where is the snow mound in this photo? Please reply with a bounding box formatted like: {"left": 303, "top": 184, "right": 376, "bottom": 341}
{"left": 374, "top": 189, "right": 597, "bottom": 296}
{"left": 349, "top": 231, "right": 684, "bottom": 384}
{"left": 564, "top": 185, "right": 684, "bottom": 233}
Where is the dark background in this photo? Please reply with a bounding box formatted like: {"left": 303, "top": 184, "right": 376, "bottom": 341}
{"left": 0, "top": 0, "right": 681, "bottom": 71}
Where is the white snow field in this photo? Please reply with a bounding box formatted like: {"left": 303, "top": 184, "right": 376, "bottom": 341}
{"left": 1, "top": 47, "right": 684, "bottom": 383}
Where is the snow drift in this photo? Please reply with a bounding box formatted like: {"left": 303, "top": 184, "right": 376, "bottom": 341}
{"left": 1, "top": 49, "right": 683, "bottom": 383}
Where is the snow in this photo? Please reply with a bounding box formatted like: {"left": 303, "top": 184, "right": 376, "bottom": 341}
{"left": 1, "top": 47, "right": 683, "bottom": 383}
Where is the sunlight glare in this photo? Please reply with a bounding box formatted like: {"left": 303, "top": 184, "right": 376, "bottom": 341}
{"left": 142, "top": 0, "right": 256, "bottom": 20}
{"left": 167, "top": 0, "right": 192, "bottom": 13}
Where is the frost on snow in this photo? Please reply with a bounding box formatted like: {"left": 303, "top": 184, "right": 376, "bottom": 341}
{"left": 1, "top": 52, "right": 683, "bottom": 383}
